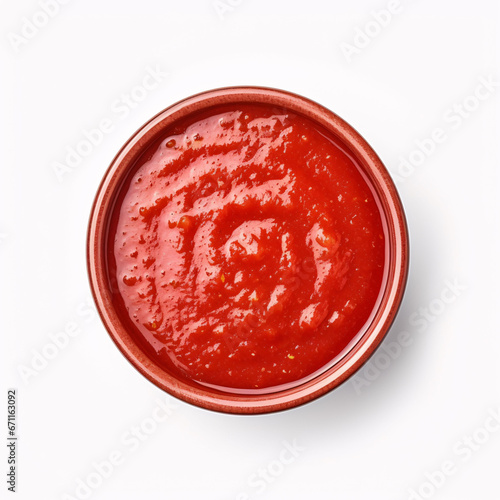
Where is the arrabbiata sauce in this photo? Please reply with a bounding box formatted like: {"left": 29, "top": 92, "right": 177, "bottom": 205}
{"left": 109, "top": 104, "right": 387, "bottom": 391}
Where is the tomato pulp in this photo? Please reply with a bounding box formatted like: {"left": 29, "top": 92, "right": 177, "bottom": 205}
{"left": 109, "top": 104, "right": 387, "bottom": 391}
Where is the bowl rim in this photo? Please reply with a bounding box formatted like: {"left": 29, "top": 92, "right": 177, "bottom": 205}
{"left": 87, "top": 85, "right": 409, "bottom": 415}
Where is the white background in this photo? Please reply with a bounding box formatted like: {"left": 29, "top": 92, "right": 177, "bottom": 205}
{"left": 1, "top": 0, "right": 499, "bottom": 499}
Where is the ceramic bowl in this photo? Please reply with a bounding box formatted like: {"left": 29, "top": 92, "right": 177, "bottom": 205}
{"left": 87, "top": 86, "right": 409, "bottom": 414}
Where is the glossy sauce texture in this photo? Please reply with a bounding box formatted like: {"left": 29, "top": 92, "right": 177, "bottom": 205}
{"left": 111, "top": 105, "right": 386, "bottom": 390}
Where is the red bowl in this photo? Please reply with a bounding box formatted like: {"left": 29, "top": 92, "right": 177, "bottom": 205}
{"left": 87, "top": 86, "right": 409, "bottom": 414}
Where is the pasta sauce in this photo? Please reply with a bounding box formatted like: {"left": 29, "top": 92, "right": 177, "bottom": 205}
{"left": 110, "top": 104, "right": 387, "bottom": 390}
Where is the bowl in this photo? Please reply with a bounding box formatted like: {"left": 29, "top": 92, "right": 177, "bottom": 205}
{"left": 87, "top": 86, "right": 409, "bottom": 414}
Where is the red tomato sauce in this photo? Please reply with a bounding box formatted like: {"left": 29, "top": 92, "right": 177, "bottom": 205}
{"left": 109, "top": 104, "right": 387, "bottom": 391}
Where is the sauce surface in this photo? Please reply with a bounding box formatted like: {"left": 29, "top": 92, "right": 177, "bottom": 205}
{"left": 111, "top": 104, "right": 386, "bottom": 390}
